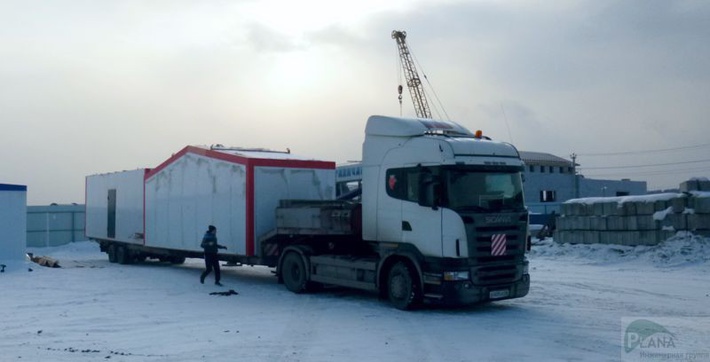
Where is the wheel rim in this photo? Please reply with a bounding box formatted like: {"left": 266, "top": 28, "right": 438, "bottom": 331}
{"left": 388, "top": 262, "right": 419, "bottom": 309}
{"left": 283, "top": 252, "right": 306, "bottom": 293}
{"left": 108, "top": 245, "right": 117, "bottom": 263}
{"left": 390, "top": 272, "right": 409, "bottom": 300}
{"left": 116, "top": 246, "right": 125, "bottom": 263}
{"left": 288, "top": 261, "right": 301, "bottom": 281}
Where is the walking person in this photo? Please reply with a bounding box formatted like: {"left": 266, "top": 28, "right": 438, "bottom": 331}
{"left": 200, "top": 225, "right": 227, "bottom": 286}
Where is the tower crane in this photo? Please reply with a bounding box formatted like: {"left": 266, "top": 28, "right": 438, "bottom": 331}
{"left": 392, "top": 30, "right": 432, "bottom": 119}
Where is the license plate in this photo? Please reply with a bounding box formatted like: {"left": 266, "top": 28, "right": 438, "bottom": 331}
{"left": 489, "top": 289, "right": 510, "bottom": 299}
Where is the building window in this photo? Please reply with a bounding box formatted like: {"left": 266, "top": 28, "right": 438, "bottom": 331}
{"left": 540, "top": 190, "right": 556, "bottom": 202}
{"left": 568, "top": 167, "right": 574, "bottom": 174}
{"left": 559, "top": 167, "right": 565, "bottom": 174}
{"left": 616, "top": 191, "right": 629, "bottom": 196}
{"left": 529, "top": 165, "right": 534, "bottom": 173}
{"left": 540, "top": 166, "right": 545, "bottom": 173}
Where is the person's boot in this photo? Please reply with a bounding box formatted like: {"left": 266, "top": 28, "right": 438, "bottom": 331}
{"left": 215, "top": 281, "right": 223, "bottom": 286}
{"left": 200, "top": 273, "right": 206, "bottom": 284}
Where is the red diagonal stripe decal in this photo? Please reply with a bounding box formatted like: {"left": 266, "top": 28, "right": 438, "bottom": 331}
{"left": 491, "top": 234, "right": 507, "bottom": 256}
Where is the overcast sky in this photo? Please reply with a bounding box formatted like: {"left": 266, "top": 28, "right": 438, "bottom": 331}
{"left": 2, "top": 0, "right": 709, "bottom": 205}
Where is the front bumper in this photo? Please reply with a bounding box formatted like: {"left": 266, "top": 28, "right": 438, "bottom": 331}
{"left": 423, "top": 273, "right": 530, "bottom": 306}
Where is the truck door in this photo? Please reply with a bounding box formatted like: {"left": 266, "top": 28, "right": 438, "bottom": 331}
{"left": 400, "top": 167, "right": 442, "bottom": 256}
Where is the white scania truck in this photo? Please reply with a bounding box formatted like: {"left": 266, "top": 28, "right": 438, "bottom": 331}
{"left": 86, "top": 115, "right": 530, "bottom": 309}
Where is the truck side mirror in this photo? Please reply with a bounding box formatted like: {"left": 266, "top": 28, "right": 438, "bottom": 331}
{"left": 418, "top": 173, "right": 439, "bottom": 210}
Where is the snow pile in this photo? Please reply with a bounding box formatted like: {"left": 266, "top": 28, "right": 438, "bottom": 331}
{"left": 0, "top": 241, "right": 100, "bottom": 274}
{"left": 564, "top": 192, "right": 681, "bottom": 206}
{"left": 27, "top": 240, "right": 100, "bottom": 262}
{"left": 653, "top": 206, "right": 674, "bottom": 221}
{"left": 531, "top": 232, "right": 710, "bottom": 267}
{"left": 690, "top": 190, "right": 710, "bottom": 197}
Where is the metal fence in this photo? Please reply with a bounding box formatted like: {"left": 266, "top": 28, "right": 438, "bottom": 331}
{"left": 27, "top": 204, "right": 85, "bottom": 247}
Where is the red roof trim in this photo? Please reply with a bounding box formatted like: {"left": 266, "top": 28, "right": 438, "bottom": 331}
{"left": 245, "top": 163, "right": 255, "bottom": 256}
{"left": 145, "top": 146, "right": 334, "bottom": 181}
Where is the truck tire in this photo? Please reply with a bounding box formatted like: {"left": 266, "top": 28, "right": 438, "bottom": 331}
{"left": 107, "top": 244, "right": 118, "bottom": 263}
{"left": 387, "top": 261, "right": 422, "bottom": 310}
{"left": 116, "top": 245, "right": 132, "bottom": 265}
{"left": 282, "top": 252, "right": 308, "bottom": 293}
{"left": 169, "top": 256, "right": 186, "bottom": 265}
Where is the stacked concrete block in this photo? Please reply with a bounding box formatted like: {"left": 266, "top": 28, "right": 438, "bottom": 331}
{"left": 693, "top": 197, "right": 710, "bottom": 213}
{"left": 657, "top": 213, "right": 687, "bottom": 231}
{"left": 589, "top": 216, "right": 607, "bottom": 230}
{"left": 688, "top": 214, "right": 710, "bottom": 234}
{"left": 620, "top": 201, "right": 636, "bottom": 215}
{"left": 635, "top": 201, "right": 656, "bottom": 215}
{"left": 654, "top": 200, "right": 670, "bottom": 214}
{"left": 554, "top": 230, "right": 599, "bottom": 244}
{"left": 680, "top": 179, "right": 710, "bottom": 192}
{"left": 601, "top": 231, "right": 663, "bottom": 246}
{"left": 671, "top": 196, "right": 687, "bottom": 213}
{"left": 554, "top": 187, "right": 710, "bottom": 246}
{"left": 602, "top": 202, "right": 621, "bottom": 216}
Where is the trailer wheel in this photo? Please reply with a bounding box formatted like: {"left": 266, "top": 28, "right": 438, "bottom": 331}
{"left": 387, "top": 261, "right": 421, "bottom": 310}
{"left": 282, "top": 252, "right": 308, "bottom": 293}
{"left": 116, "top": 245, "right": 132, "bottom": 265}
{"left": 107, "top": 244, "right": 118, "bottom": 263}
{"left": 169, "top": 256, "right": 186, "bottom": 265}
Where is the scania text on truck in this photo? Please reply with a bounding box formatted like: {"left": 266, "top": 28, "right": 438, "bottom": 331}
{"left": 85, "top": 115, "right": 530, "bottom": 309}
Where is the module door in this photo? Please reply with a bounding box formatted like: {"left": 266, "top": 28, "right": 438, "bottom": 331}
{"left": 107, "top": 189, "right": 116, "bottom": 239}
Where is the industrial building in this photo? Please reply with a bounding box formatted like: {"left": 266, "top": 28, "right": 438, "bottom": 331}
{"left": 521, "top": 151, "right": 647, "bottom": 214}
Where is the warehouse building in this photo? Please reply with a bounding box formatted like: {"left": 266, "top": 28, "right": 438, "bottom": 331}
{"left": 521, "top": 151, "right": 647, "bottom": 214}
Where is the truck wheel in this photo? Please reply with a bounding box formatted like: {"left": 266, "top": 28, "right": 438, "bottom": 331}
{"left": 387, "top": 262, "right": 421, "bottom": 310}
{"left": 107, "top": 245, "right": 118, "bottom": 263}
{"left": 282, "top": 252, "right": 308, "bottom": 293}
{"left": 169, "top": 256, "right": 186, "bottom": 265}
{"left": 116, "top": 245, "right": 132, "bottom": 265}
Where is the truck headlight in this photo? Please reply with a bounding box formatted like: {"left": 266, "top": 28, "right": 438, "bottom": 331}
{"left": 443, "top": 271, "right": 470, "bottom": 281}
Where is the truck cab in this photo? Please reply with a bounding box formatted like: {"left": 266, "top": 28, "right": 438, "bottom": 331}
{"left": 272, "top": 115, "right": 529, "bottom": 309}
{"left": 361, "top": 115, "right": 529, "bottom": 307}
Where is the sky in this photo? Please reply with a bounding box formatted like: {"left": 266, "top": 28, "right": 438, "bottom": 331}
{"left": 1, "top": 0, "right": 709, "bottom": 205}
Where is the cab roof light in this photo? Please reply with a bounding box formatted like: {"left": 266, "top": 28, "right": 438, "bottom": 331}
{"left": 474, "top": 130, "right": 491, "bottom": 140}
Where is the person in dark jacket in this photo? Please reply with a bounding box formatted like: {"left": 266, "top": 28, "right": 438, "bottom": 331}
{"left": 200, "top": 225, "right": 227, "bottom": 286}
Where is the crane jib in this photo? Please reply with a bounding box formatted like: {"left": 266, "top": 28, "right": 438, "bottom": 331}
{"left": 392, "top": 30, "right": 432, "bottom": 119}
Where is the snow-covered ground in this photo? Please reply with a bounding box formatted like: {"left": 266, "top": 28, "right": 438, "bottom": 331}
{"left": 2, "top": 234, "right": 709, "bottom": 362}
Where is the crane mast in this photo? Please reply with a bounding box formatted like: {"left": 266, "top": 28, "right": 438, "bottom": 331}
{"left": 392, "top": 30, "right": 432, "bottom": 119}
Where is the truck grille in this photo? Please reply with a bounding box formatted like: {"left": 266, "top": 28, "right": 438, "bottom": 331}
{"left": 468, "top": 224, "right": 525, "bottom": 285}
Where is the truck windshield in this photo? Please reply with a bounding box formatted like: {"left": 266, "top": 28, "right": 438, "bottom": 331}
{"left": 442, "top": 167, "right": 524, "bottom": 212}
